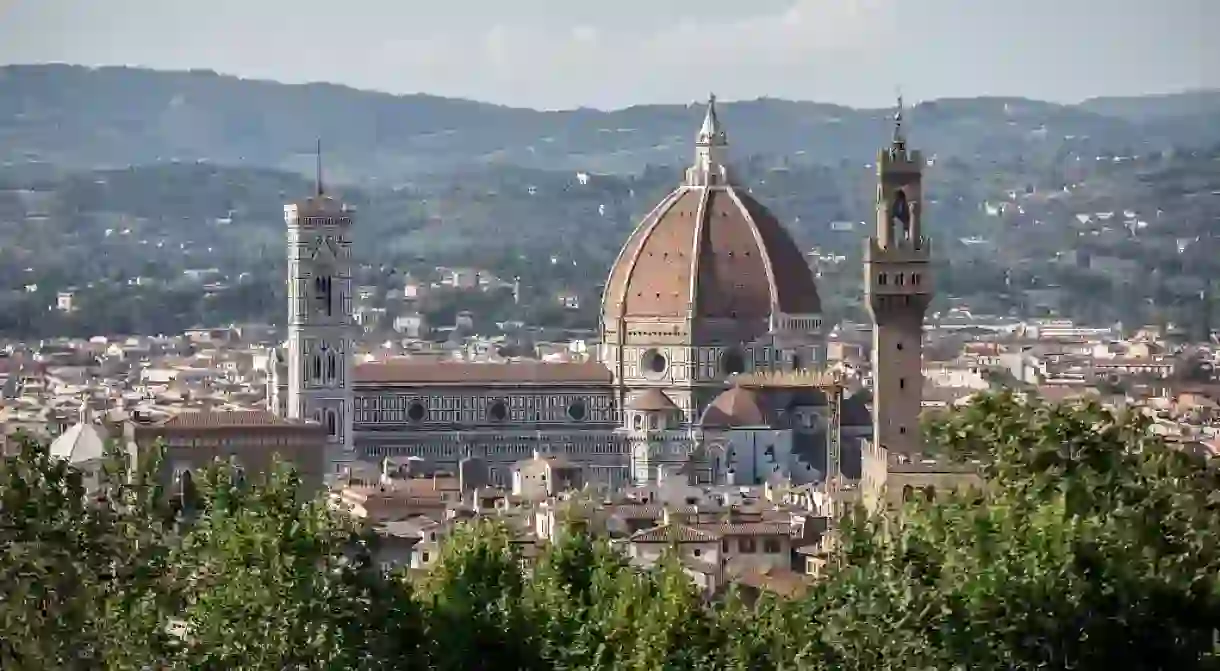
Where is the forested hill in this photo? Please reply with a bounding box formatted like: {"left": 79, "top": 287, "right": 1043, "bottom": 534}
{"left": 2, "top": 64, "right": 1219, "bottom": 179}
{"left": 2, "top": 143, "right": 1218, "bottom": 338}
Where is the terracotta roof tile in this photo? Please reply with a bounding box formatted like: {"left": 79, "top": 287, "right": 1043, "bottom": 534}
{"left": 627, "top": 388, "right": 679, "bottom": 412}
{"left": 630, "top": 523, "right": 721, "bottom": 543}
{"left": 604, "top": 184, "right": 820, "bottom": 324}
{"left": 700, "top": 386, "right": 771, "bottom": 428}
{"left": 155, "top": 409, "right": 313, "bottom": 430}
{"left": 729, "top": 567, "right": 812, "bottom": 599}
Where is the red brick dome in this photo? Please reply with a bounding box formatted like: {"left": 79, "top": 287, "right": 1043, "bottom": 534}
{"left": 602, "top": 95, "right": 820, "bottom": 325}
{"left": 602, "top": 184, "right": 821, "bottom": 321}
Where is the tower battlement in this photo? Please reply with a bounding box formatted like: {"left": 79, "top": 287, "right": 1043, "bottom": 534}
{"left": 877, "top": 146, "right": 923, "bottom": 171}
{"left": 864, "top": 236, "right": 932, "bottom": 260}
{"left": 285, "top": 202, "right": 356, "bottom": 224}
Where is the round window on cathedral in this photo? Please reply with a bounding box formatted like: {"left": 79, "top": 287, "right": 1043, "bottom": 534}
{"left": 488, "top": 400, "right": 507, "bottom": 422}
{"left": 642, "top": 349, "right": 668, "bottom": 376}
{"left": 567, "top": 400, "right": 587, "bottom": 421}
{"left": 407, "top": 402, "right": 427, "bottom": 422}
{"left": 720, "top": 349, "right": 746, "bottom": 375}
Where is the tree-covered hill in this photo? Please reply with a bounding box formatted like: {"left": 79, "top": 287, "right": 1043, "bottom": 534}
{"left": 2, "top": 64, "right": 1219, "bottom": 179}
{"left": 1, "top": 140, "right": 1218, "bottom": 337}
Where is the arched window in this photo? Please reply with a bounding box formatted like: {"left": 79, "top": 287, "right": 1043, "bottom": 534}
{"left": 327, "top": 351, "right": 337, "bottom": 381}
{"left": 891, "top": 189, "right": 911, "bottom": 237}
{"left": 314, "top": 276, "right": 333, "bottom": 315}
{"left": 312, "top": 354, "right": 322, "bottom": 381}
{"left": 327, "top": 410, "right": 338, "bottom": 436}
{"left": 901, "top": 485, "right": 915, "bottom": 502}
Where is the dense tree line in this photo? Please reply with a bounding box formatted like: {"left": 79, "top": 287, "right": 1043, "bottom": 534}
{"left": 3, "top": 393, "right": 1219, "bottom": 669}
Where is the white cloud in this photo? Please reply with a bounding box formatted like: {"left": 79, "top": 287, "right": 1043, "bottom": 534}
{"left": 571, "top": 25, "right": 599, "bottom": 45}
{"left": 354, "top": 0, "right": 897, "bottom": 107}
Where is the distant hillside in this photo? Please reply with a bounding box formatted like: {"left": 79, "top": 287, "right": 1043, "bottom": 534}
{"left": 1079, "top": 90, "right": 1220, "bottom": 121}
{"left": 3, "top": 141, "right": 1218, "bottom": 337}
{"left": 3, "top": 65, "right": 1220, "bottom": 181}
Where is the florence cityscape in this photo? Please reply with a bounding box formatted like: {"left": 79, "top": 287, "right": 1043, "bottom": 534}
{"left": 0, "top": 1, "right": 1218, "bottom": 669}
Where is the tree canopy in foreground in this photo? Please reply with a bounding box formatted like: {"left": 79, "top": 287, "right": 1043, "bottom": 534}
{"left": 1, "top": 391, "right": 1218, "bottom": 670}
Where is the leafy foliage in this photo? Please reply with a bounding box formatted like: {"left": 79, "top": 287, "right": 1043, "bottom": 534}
{"left": 2, "top": 392, "right": 1219, "bottom": 669}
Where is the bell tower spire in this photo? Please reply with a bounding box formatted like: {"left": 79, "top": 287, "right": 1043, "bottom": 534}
{"left": 285, "top": 147, "right": 355, "bottom": 479}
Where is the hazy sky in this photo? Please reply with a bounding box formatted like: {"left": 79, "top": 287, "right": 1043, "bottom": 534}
{"left": 0, "top": 0, "right": 1215, "bottom": 110}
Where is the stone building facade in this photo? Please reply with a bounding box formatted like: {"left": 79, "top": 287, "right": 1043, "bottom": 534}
{"left": 125, "top": 409, "right": 328, "bottom": 495}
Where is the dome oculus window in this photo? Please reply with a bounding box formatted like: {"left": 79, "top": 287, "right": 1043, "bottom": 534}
{"left": 567, "top": 400, "right": 587, "bottom": 421}
{"left": 642, "top": 349, "right": 668, "bottom": 376}
{"left": 407, "top": 402, "right": 427, "bottom": 422}
{"left": 720, "top": 349, "right": 746, "bottom": 375}
{"left": 488, "top": 400, "right": 507, "bottom": 422}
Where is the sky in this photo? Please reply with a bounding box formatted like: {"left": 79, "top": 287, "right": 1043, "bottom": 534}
{"left": 0, "top": 0, "right": 1215, "bottom": 110}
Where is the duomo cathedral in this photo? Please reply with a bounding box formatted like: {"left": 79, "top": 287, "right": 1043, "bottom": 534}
{"left": 268, "top": 95, "right": 934, "bottom": 502}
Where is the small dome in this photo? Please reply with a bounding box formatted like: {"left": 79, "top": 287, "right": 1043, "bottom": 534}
{"left": 49, "top": 421, "right": 107, "bottom": 464}
{"left": 627, "top": 388, "right": 679, "bottom": 412}
{"left": 700, "top": 386, "right": 773, "bottom": 428}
